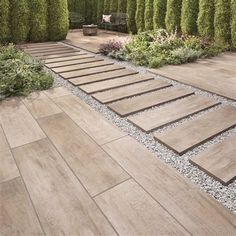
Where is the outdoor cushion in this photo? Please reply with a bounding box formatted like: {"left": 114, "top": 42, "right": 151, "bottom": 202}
{"left": 102, "top": 14, "right": 112, "bottom": 23}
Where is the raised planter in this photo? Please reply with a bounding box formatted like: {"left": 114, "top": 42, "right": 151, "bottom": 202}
{"left": 83, "top": 25, "right": 98, "bottom": 36}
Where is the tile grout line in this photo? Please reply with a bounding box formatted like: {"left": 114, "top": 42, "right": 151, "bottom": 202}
{"left": 0, "top": 176, "right": 21, "bottom": 186}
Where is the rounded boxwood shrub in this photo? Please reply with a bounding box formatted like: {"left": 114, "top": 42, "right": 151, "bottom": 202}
{"left": 231, "top": 0, "right": 236, "bottom": 47}
{"left": 145, "top": 0, "right": 154, "bottom": 31}
{"left": 127, "top": 0, "right": 137, "bottom": 33}
{"left": 0, "top": 0, "right": 10, "bottom": 43}
{"left": 198, "top": 0, "right": 215, "bottom": 38}
{"left": 165, "top": 0, "right": 182, "bottom": 32}
{"left": 118, "top": 0, "right": 127, "bottom": 13}
{"left": 153, "top": 0, "right": 167, "bottom": 29}
{"left": 181, "top": 0, "right": 199, "bottom": 34}
{"left": 48, "top": 0, "right": 69, "bottom": 41}
{"left": 110, "top": 0, "right": 118, "bottom": 12}
{"left": 97, "top": 0, "right": 104, "bottom": 23}
{"left": 136, "top": 0, "right": 145, "bottom": 32}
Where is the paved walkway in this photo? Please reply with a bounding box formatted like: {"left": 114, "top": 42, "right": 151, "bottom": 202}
{"left": 0, "top": 86, "right": 235, "bottom": 235}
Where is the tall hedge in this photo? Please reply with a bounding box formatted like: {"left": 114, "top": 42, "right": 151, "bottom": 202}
{"left": 181, "top": 0, "right": 199, "bottom": 34}
{"left": 110, "top": 0, "right": 118, "bottom": 12}
{"left": 0, "top": 0, "right": 10, "bottom": 43}
{"left": 91, "top": 0, "right": 98, "bottom": 23}
{"left": 127, "top": 0, "right": 137, "bottom": 33}
{"left": 231, "top": 0, "right": 236, "bottom": 47}
{"left": 104, "top": 0, "right": 110, "bottom": 14}
{"left": 136, "top": 0, "right": 145, "bottom": 32}
{"left": 10, "top": 0, "right": 30, "bottom": 43}
{"left": 153, "top": 0, "right": 167, "bottom": 29}
{"left": 48, "top": 0, "right": 69, "bottom": 41}
{"left": 145, "top": 0, "right": 154, "bottom": 31}
{"left": 165, "top": 0, "right": 182, "bottom": 32}
{"left": 97, "top": 0, "right": 104, "bottom": 23}
{"left": 74, "top": 0, "right": 85, "bottom": 21}
{"left": 85, "top": 0, "right": 93, "bottom": 24}
{"left": 118, "top": 0, "right": 127, "bottom": 13}
{"left": 214, "top": 0, "right": 231, "bottom": 45}
{"left": 198, "top": 0, "right": 215, "bottom": 38}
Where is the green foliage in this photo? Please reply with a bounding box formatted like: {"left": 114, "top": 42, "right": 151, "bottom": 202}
{"left": 135, "top": 0, "right": 145, "bottom": 32}
{"left": 181, "top": 0, "right": 199, "bottom": 34}
{"left": 231, "top": 0, "right": 236, "bottom": 47}
{"left": 214, "top": 0, "right": 231, "bottom": 46}
{"left": 0, "top": 0, "right": 10, "bottom": 43}
{"left": 97, "top": 0, "right": 104, "bottom": 23}
{"left": 145, "top": 0, "right": 154, "bottom": 31}
{"left": 48, "top": 0, "right": 69, "bottom": 41}
{"left": 110, "top": 0, "right": 118, "bottom": 12}
{"left": 153, "top": 0, "right": 167, "bottom": 29}
{"left": 198, "top": 0, "right": 215, "bottom": 38}
{"left": 165, "top": 0, "right": 182, "bottom": 32}
{"left": 74, "top": 0, "right": 85, "bottom": 20}
{"left": 0, "top": 44, "right": 53, "bottom": 99}
{"left": 118, "top": 0, "right": 127, "bottom": 13}
{"left": 127, "top": 0, "right": 137, "bottom": 33}
{"left": 104, "top": 0, "right": 110, "bottom": 14}
{"left": 10, "top": 0, "right": 30, "bottom": 43}
{"left": 85, "top": 0, "right": 93, "bottom": 24}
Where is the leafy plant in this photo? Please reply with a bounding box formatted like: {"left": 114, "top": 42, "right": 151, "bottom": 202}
{"left": 99, "top": 40, "right": 123, "bottom": 55}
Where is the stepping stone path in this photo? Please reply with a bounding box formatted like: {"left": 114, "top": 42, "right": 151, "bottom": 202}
{"left": 21, "top": 42, "right": 236, "bottom": 185}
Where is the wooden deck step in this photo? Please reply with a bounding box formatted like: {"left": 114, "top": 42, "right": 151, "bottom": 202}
{"left": 190, "top": 135, "right": 236, "bottom": 185}
{"left": 24, "top": 46, "right": 73, "bottom": 54}
{"left": 31, "top": 48, "right": 77, "bottom": 57}
{"left": 93, "top": 80, "right": 171, "bottom": 104}
{"left": 38, "top": 52, "right": 87, "bottom": 60}
{"left": 154, "top": 106, "right": 236, "bottom": 155}
{"left": 102, "top": 136, "right": 236, "bottom": 235}
{"left": 61, "top": 64, "right": 125, "bottom": 79}
{"left": 69, "top": 69, "right": 138, "bottom": 86}
{"left": 52, "top": 61, "right": 114, "bottom": 73}
{"left": 109, "top": 87, "right": 195, "bottom": 117}
{"left": 129, "top": 95, "right": 220, "bottom": 132}
{"left": 79, "top": 74, "right": 154, "bottom": 94}
{"left": 20, "top": 42, "right": 59, "bottom": 49}
{"left": 45, "top": 54, "right": 94, "bottom": 64}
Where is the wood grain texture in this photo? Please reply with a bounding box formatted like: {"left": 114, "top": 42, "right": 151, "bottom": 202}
{"left": 38, "top": 113, "right": 128, "bottom": 196}
{"left": 79, "top": 74, "right": 154, "bottom": 94}
{"left": 45, "top": 54, "right": 94, "bottom": 64}
{"left": 30, "top": 48, "right": 76, "bottom": 57}
{"left": 102, "top": 136, "right": 236, "bottom": 235}
{"left": 0, "top": 98, "right": 46, "bottom": 148}
{"left": 38, "top": 52, "right": 87, "bottom": 60}
{"left": 93, "top": 80, "right": 171, "bottom": 104}
{"left": 13, "top": 139, "right": 116, "bottom": 235}
{"left": 53, "top": 94, "right": 126, "bottom": 145}
{"left": 154, "top": 106, "right": 236, "bottom": 155}
{"left": 95, "top": 179, "right": 189, "bottom": 235}
{"left": 129, "top": 95, "right": 220, "bottom": 132}
{"left": 43, "top": 87, "right": 71, "bottom": 99}
{"left": 190, "top": 135, "right": 236, "bottom": 185}
{"left": 109, "top": 87, "right": 195, "bottom": 117}
{"left": 24, "top": 46, "right": 72, "bottom": 54}
{"left": 20, "top": 42, "right": 59, "bottom": 49}
{"left": 0, "top": 177, "right": 43, "bottom": 236}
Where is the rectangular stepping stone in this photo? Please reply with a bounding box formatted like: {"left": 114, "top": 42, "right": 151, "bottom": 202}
{"left": 61, "top": 64, "right": 125, "bottom": 79}
{"left": 190, "top": 135, "right": 236, "bottom": 185}
{"left": 45, "top": 54, "right": 94, "bottom": 64}
{"left": 95, "top": 179, "right": 188, "bottom": 235}
{"left": 24, "top": 46, "right": 72, "bottom": 54}
{"left": 13, "top": 139, "right": 116, "bottom": 235}
{"left": 129, "top": 95, "right": 220, "bottom": 132}
{"left": 20, "top": 42, "right": 58, "bottom": 49}
{"left": 69, "top": 69, "right": 138, "bottom": 86}
{"left": 31, "top": 48, "right": 77, "bottom": 57}
{"left": 109, "top": 87, "right": 195, "bottom": 117}
{"left": 93, "top": 80, "right": 171, "bottom": 104}
{"left": 38, "top": 52, "right": 87, "bottom": 60}
{"left": 43, "top": 86, "right": 71, "bottom": 98}
{"left": 79, "top": 74, "right": 154, "bottom": 94}
{"left": 52, "top": 61, "right": 114, "bottom": 73}
{"left": 154, "top": 106, "right": 236, "bottom": 155}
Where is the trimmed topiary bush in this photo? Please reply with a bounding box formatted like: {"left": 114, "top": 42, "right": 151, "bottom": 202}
{"left": 231, "top": 0, "right": 236, "bottom": 47}
{"left": 110, "top": 0, "right": 118, "bottom": 12}
{"left": 127, "top": 0, "right": 137, "bottom": 33}
{"left": 48, "top": 0, "right": 69, "bottom": 41}
{"left": 153, "top": 0, "right": 167, "bottom": 29}
{"left": 145, "top": 0, "right": 154, "bottom": 31}
{"left": 104, "top": 0, "right": 110, "bottom": 14}
{"left": 136, "top": 0, "right": 145, "bottom": 32}
{"left": 181, "top": 0, "right": 199, "bottom": 34}
{"left": 118, "top": 0, "right": 127, "bottom": 13}
{"left": 165, "top": 0, "right": 182, "bottom": 32}
{"left": 0, "top": 0, "right": 10, "bottom": 43}
{"left": 198, "top": 0, "right": 215, "bottom": 38}
{"left": 214, "top": 0, "right": 231, "bottom": 46}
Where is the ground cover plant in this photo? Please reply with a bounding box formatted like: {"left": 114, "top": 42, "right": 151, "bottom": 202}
{"left": 0, "top": 44, "right": 53, "bottom": 99}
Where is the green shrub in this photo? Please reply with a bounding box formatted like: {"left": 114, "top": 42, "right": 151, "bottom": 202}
{"left": 231, "top": 0, "right": 236, "bottom": 47}
{"left": 153, "top": 0, "right": 167, "bottom": 29}
{"left": 0, "top": 0, "right": 10, "bottom": 43}
{"left": 214, "top": 0, "right": 231, "bottom": 46}
{"left": 145, "top": 0, "right": 154, "bottom": 31}
{"left": 85, "top": 0, "right": 93, "bottom": 24}
{"left": 110, "top": 0, "right": 118, "bottom": 12}
{"left": 165, "top": 0, "right": 182, "bottom": 32}
{"left": 97, "top": 0, "right": 104, "bottom": 23}
{"left": 198, "top": 0, "right": 215, "bottom": 38}
{"left": 181, "top": 0, "right": 199, "bottom": 34}
{"left": 48, "top": 0, "right": 69, "bottom": 41}
{"left": 104, "top": 0, "right": 110, "bottom": 14}
{"left": 136, "top": 0, "right": 145, "bottom": 32}
{"left": 91, "top": 0, "right": 98, "bottom": 23}
{"left": 127, "top": 0, "right": 137, "bottom": 33}
{"left": 10, "top": 0, "right": 30, "bottom": 43}
{"left": 118, "top": 0, "right": 127, "bottom": 13}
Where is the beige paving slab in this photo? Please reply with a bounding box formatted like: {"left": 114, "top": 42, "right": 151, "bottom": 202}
{"left": 45, "top": 54, "right": 94, "bottom": 64}
{"left": 13, "top": 139, "right": 116, "bottom": 235}
{"left": 52, "top": 94, "right": 126, "bottom": 145}
{"left": 129, "top": 95, "right": 220, "bottom": 132}
{"left": 20, "top": 42, "right": 59, "bottom": 49}
{"left": 190, "top": 134, "right": 236, "bottom": 185}
{"left": 38, "top": 51, "right": 87, "bottom": 60}
{"left": 79, "top": 74, "right": 154, "bottom": 94}
{"left": 30, "top": 48, "right": 76, "bottom": 57}
{"left": 0, "top": 177, "right": 44, "bottom": 236}
{"left": 24, "top": 46, "right": 72, "bottom": 53}
{"left": 69, "top": 68, "right": 138, "bottom": 86}
{"left": 154, "top": 106, "right": 236, "bottom": 154}
{"left": 109, "top": 87, "right": 195, "bottom": 117}
{"left": 38, "top": 113, "right": 128, "bottom": 196}
{"left": 95, "top": 179, "right": 189, "bottom": 235}
{"left": 102, "top": 136, "right": 236, "bottom": 235}
{"left": 0, "top": 127, "right": 19, "bottom": 183}
{"left": 52, "top": 60, "right": 114, "bottom": 73}
{"left": 93, "top": 80, "right": 171, "bottom": 104}
{"left": 0, "top": 98, "right": 46, "bottom": 148}
{"left": 43, "top": 86, "right": 71, "bottom": 99}
{"left": 61, "top": 64, "right": 125, "bottom": 79}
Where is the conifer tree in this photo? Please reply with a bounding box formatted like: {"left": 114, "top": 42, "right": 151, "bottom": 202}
{"left": 97, "top": 0, "right": 104, "bottom": 23}
{"left": 145, "top": 0, "right": 154, "bottom": 30}
{"left": 127, "top": 0, "right": 137, "bottom": 33}
{"left": 153, "top": 0, "right": 167, "bottom": 29}
{"left": 0, "top": 0, "right": 10, "bottom": 43}
{"left": 231, "top": 0, "right": 236, "bottom": 47}
{"left": 110, "top": 0, "right": 118, "bottom": 12}
{"left": 104, "top": 0, "right": 110, "bottom": 14}
{"left": 135, "top": 0, "right": 145, "bottom": 32}
{"left": 118, "top": 0, "right": 127, "bottom": 13}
